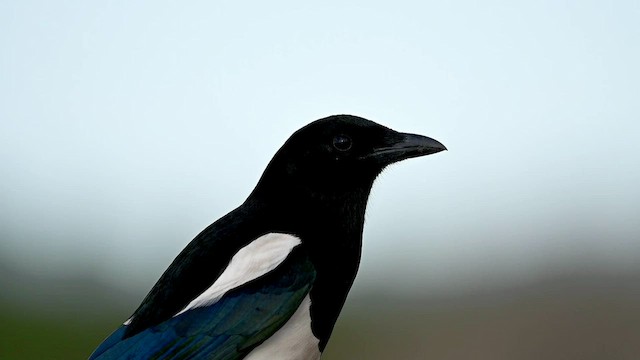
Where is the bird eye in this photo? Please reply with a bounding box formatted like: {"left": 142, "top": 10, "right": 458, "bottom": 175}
{"left": 332, "top": 134, "right": 352, "bottom": 151}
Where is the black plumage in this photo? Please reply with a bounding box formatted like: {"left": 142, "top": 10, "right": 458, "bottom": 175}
{"left": 90, "top": 114, "right": 446, "bottom": 359}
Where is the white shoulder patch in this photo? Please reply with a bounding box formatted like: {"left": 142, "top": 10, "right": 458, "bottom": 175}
{"left": 175, "top": 233, "right": 302, "bottom": 316}
{"left": 244, "top": 294, "right": 321, "bottom": 360}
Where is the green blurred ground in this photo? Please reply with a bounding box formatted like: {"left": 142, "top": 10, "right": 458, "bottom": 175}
{"left": 2, "top": 269, "right": 640, "bottom": 360}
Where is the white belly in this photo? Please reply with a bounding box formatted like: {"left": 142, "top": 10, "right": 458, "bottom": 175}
{"left": 244, "top": 294, "right": 321, "bottom": 360}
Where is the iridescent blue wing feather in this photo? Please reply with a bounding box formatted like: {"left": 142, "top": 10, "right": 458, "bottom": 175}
{"left": 90, "top": 248, "right": 315, "bottom": 360}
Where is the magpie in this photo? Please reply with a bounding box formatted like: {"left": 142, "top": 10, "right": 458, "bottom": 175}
{"left": 89, "top": 114, "right": 446, "bottom": 360}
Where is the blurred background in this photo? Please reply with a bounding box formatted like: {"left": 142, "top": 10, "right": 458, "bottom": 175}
{"left": 1, "top": 1, "right": 639, "bottom": 359}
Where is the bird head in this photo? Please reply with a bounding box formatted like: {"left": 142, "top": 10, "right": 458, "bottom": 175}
{"left": 251, "top": 115, "right": 446, "bottom": 202}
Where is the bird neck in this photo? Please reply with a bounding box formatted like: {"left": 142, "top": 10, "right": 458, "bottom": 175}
{"left": 304, "top": 192, "right": 367, "bottom": 351}
{"left": 295, "top": 187, "right": 373, "bottom": 351}
{"left": 246, "top": 180, "right": 375, "bottom": 350}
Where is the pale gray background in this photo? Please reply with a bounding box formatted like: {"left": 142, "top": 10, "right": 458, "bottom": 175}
{"left": 2, "top": 0, "right": 639, "bottom": 301}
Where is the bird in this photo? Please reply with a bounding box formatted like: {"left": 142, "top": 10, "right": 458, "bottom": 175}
{"left": 89, "top": 114, "right": 446, "bottom": 360}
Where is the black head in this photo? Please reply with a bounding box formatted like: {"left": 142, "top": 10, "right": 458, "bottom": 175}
{"left": 250, "top": 115, "right": 446, "bottom": 202}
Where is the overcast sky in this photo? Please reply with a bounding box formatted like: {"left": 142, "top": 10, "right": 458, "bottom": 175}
{"left": 1, "top": 1, "right": 639, "bottom": 295}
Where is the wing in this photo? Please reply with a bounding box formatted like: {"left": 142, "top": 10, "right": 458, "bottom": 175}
{"left": 90, "top": 245, "right": 315, "bottom": 360}
{"left": 121, "top": 206, "right": 267, "bottom": 338}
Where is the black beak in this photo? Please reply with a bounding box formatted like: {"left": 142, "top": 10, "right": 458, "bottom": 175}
{"left": 367, "top": 132, "right": 447, "bottom": 164}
